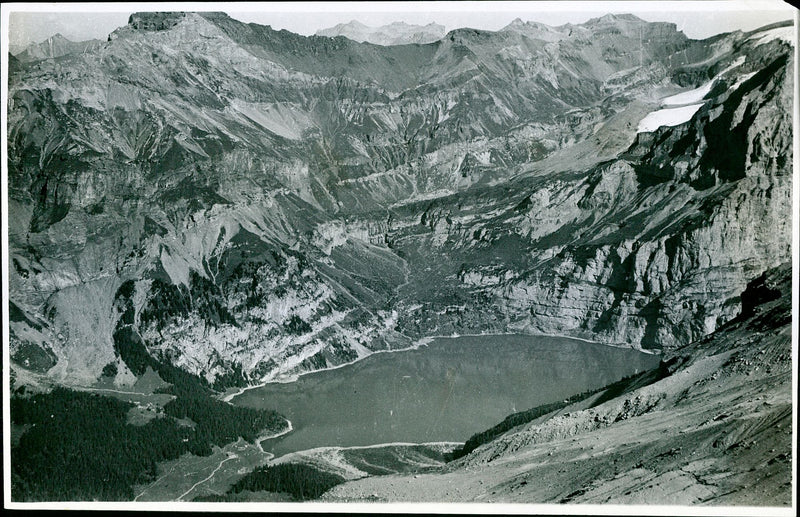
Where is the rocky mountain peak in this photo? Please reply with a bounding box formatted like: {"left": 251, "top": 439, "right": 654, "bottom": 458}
{"left": 588, "top": 13, "right": 646, "bottom": 25}
{"left": 127, "top": 11, "right": 188, "bottom": 31}
{"left": 500, "top": 18, "right": 569, "bottom": 41}
{"left": 12, "top": 32, "right": 105, "bottom": 63}
{"left": 342, "top": 20, "right": 368, "bottom": 29}
{"left": 505, "top": 18, "right": 553, "bottom": 29}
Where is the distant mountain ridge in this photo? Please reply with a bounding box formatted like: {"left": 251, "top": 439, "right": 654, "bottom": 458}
{"left": 500, "top": 17, "right": 574, "bottom": 41}
{"left": 13, "top": 33, "right": 105, "bottom": 62}
{"left": 315, "top": 20, "right": 446, "bottom": 45}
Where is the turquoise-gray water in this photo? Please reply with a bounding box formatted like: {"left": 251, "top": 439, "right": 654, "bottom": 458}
{"left": 232, "top": 334, "right": 661, "bottom": 457}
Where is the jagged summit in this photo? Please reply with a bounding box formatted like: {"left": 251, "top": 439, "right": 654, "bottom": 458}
{"left": 500, "top": 13, "right": 666, "bottom": 43}
{"left": 506, "top": 17, "right": 552, "bottom": 28}
{"left": 500, "top": 18, "right": 571, "bottom": 41}
{"left": 127, "top": 11, "right": 187, "bottom": 31}
{"left": 336, "top": 20, "right": 369, "bottom": 29}
{"left": 504, "top": 13, "right": 646, "bottom": 32}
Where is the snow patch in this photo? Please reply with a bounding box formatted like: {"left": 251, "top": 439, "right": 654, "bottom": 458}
{"left": 731, "top": 71, "right": 757, "bottom": 91}
{"left": 721, "top": 55, "right": 746, "bottom": 73}
{"left": 636, "top": 104, "right": 704, "bottom": 133}
{"left": 662, "top": 81, "right": 715, "bottom": 106}
{"left": 662, "top": 56, "right": 746, "bottom": 107}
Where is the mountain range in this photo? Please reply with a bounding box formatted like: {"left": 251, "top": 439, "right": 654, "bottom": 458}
{"left": 11, "top": 33, "right": 105, "bottom": 62}
{"left": 315, "top": 20, "right": 446, "bottom": 45}
{"left": 8, "top": 11, "right": 792, "bottom": 387}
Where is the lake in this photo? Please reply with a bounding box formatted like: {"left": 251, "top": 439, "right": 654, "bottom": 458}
{"left": 231, "top": 334, "right": 661, "bottom": 457}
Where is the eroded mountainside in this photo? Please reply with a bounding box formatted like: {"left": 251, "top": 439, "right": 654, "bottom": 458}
{"left": 6, "top": 12, "right": 793, "bottom": 388}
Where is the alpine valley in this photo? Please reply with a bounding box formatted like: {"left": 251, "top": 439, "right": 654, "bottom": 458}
{"left": 5, "top": 11, "right": 795, "bottom": 506}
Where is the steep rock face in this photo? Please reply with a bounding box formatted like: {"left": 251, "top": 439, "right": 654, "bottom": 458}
{"left": 500, "top": 51, "right": 793, "bottom": 349}
{"left": 126, "top": 12, "right": 187, "bottom": 32}
{"left": 6, "top": 12, "right": 793, "bottom": 386}
{"left": 392, "top": 33, "right": 792, "bottom": 350}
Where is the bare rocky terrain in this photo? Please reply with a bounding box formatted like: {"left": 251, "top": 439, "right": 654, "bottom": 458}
{"left": 11, "top": 33, "right": 105, "bottom": 63}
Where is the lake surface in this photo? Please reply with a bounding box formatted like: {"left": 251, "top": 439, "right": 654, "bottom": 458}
{"left": 232, "top": 334, "right": 661, "bottom": 457}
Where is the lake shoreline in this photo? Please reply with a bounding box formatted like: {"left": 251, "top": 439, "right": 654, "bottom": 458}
{"left": 256, "top": 418, "right": 294, "bottom": 454}
{"left": 222, "top": 331, "right": 661, "bottom": 403}
{"left": 225, "top": 334, "right": 661, "bottom": 457}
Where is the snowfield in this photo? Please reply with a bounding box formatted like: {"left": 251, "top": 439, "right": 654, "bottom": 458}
{"left": 636, "top": 104, "right": 704, "bottom": 133}
{"left": 662, "top": 81, "right": 715, "bottom": 106}
{"left": 639, "top": 54, "right": 751, "bottom": 133}
{"left": 661, "top": 56, "right": 746, "bottom": 107}
{"left": 731, "top": 71, "right": 757, "bottom": 91}
{"left": 749, "top": 26, "right": 795, "bottom": 46}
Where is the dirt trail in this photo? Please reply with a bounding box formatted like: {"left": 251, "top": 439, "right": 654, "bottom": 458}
{"left": 176, "top": 454, "right": 238, "bottom": 501}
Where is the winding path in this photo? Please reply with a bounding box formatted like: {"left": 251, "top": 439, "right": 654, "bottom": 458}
{"left": 134, "top": 461, "right": 181, "bottom": 502}
{"left": 176, "top": 454, "right": 237, "bottom": 502}
{"left": 173, "top": 419, "right": 294, "bottom": 501}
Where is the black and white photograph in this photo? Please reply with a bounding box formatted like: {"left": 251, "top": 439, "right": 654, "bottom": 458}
{"left": 2, "top": 1, "right": 797, "bottom": 513}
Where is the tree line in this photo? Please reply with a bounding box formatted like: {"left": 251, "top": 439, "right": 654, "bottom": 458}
{"left": 11, "top": 384, "right": 286, "bottom": 501}
{"left": 227, "top": 463, "right": 345, "bottom": 501}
